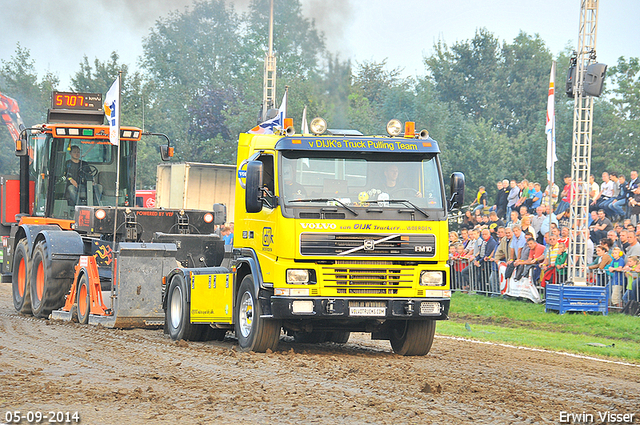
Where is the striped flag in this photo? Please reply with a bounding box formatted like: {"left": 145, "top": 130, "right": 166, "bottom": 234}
{"left": 249, "top": 91, "right": 287, "bottom": 135}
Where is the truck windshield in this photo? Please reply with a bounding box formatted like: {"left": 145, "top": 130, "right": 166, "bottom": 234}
{"left": 279, "top": 151, "right": 444, "bottom": 211}
{"left": 32, "top": 135, "right": 136, "bottom": 218}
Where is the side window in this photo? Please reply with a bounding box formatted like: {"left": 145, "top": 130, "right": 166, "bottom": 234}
{"left": 258, "top": 154, "right": 275, "bottom": 208}
{"left": 31, "top": 134, "right": 49, "bottom": 216}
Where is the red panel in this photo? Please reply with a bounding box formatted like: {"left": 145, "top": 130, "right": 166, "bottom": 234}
{"left": 1, "top": 176, "right": 36, "bottom": 224}
{"left": 135, "top": 190, "right": 156, "bottom": 208}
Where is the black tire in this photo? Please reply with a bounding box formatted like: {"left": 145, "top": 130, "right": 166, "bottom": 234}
{"left": 234, "top": 275, "right": 281, "bottom": 352}
{"left": 327, "top": 331, "right": 351, "bottom": 344}
{"left": 293, "top": 331, "right": 328, "bottom": 343}
{"left": 201, "top": 326, "right": 227, "bottom": 341}
{"left": 29, "top": 240, "right": 73, "bottom": 319}
{"left": 390, "top": 320, "right": 436, "bottom": 356}
{"left": 165, "top": 274, "right": 204, "bottom": 341}
{"left": 76, "top": 273, "right": 91, "bottom": 324}
{"left": 11, "top": 239, "right": 32, "bottom": 314}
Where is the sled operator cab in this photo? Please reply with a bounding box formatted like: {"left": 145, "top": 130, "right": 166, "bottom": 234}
{"left": 24, "top": 92, "right": 139, "bottom": 220}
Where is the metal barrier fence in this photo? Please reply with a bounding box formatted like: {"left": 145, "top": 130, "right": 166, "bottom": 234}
{"left": 448, "top": 257, "right": 638, "bottom": 310}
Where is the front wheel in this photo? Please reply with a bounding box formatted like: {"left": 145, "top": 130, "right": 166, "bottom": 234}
{"left": 390, "top": 320, "right": 436, "bottom": 356}
{"left": 234, "top": 275, "right": 281, "bottom": 352}
{"left": 30, "top": 240, "right": 73, "bottom": 319}
{"left": 12, "top": 239, "right": 32, "bottom": 314}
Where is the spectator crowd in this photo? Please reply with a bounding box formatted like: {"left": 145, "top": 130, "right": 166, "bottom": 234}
{"left": 450, "top": 172, "right": 640, "bottom": 308}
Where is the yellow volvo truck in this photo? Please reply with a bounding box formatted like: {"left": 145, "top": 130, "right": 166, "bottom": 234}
{"left": 164, "top": 119, "right": 464, "bottom": 356}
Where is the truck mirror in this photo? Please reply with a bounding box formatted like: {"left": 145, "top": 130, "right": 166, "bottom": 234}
{"left": 159, "top": 145, "right": 174, "bottom": 161}
{"left": 449, "top": 172, "right": 465, "bottom": 210}
{"left": 15, "top": 132, "right": 28, "bottom": 156}
{"left": 245, "top": 161, "right": 264, "bottom": 213}
{"left": 584, "top": 63, "right": 607, "bottom": 97}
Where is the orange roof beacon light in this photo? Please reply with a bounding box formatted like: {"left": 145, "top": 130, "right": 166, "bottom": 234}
{"left": 283, "top": 117, "right": 294, "bottom": 135}
{"left": 404, "top": 121, "right": 415, "bottom": 138}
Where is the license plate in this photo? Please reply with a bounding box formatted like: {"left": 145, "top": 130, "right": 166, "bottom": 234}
{"left": 349, "top": 307, "right": 386, "bottom": 316}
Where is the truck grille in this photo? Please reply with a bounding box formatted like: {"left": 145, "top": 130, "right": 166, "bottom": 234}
{"left": 300, "top": 233, "right": 436, "bottom": 257}
{"left": 322, "top": 264, "right": 413, "bottom": 295}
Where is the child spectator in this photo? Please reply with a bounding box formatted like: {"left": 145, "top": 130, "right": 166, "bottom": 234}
{"left": 452, "top": 243, "right": 470, "bottom": 292}
{"left": 555, "top": 243, "right": 568, "bottom": 283}
{"left": 541, "top": 234, "right": 560, "bottom": 286}
{"left": 608, "top": 247, "right": 626, "bottom": 306}
{"left": 623, "top": 256, "right": 639, "bottom": 303}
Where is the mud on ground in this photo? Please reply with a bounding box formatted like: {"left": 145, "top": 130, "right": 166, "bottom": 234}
{"left": 0, "top": 281, "right": 638, "bottom": 424}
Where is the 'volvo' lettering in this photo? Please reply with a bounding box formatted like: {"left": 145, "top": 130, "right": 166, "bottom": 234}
{"left": 300, "top": 223, "right": 337, "bottom": 230}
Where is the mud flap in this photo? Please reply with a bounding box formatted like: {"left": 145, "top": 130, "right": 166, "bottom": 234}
{"left": 89, "top": 242, "right": 178, "bottom": 328}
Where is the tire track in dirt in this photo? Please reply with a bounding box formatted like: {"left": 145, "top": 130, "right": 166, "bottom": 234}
{"left": 1, "top": 281, "right": 639, "bottom": 424}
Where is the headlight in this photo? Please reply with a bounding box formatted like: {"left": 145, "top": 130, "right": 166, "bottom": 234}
{"left": 310, "top": 117, "right": 327, "bottom": 135}
{"left": 420, "top": 271, "right": 444, "bottom": 286}
{"left": 386, "top": 119, "right": 402, "bottom": 137}
{"left": 287, "top": 269, "right": 310, "bottom": 284}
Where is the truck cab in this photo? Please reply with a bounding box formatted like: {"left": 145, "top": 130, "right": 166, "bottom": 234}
{"left": 230, "top": 120, "right": 464, "bottom": 355}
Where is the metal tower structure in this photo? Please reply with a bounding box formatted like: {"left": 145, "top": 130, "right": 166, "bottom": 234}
{"left": 261, "top": 0, "right": 277, "bottom": 121}
{"left": 567, "top": 0, "right": 599, "bottom": 284}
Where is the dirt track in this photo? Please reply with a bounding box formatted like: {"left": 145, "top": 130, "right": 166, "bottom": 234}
{"left": 0, "top": 281, "right": 638, "bottom": 425}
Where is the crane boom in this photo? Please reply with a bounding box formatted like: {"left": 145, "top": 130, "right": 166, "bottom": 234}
{"left": 0, "top": 92, "right": 26, "bottom": 144}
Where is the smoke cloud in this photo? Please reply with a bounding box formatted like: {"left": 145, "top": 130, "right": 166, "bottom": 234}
{"left": 0, "top": 0, "right": 353, "bottom": 88}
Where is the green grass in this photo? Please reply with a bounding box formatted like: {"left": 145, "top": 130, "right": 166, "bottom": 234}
{"left": 435, "top": 292, "right": 640, "bottom": 362}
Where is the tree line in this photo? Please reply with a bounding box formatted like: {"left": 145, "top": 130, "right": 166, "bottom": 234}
{"left": 1, "top": 0, "right": 638, "bottom": 197}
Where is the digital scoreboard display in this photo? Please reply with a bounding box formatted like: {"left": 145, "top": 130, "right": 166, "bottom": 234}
{"left": 51, "top": 91, "right": 103, "bottom": 111}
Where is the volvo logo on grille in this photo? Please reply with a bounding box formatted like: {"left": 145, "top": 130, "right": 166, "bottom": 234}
{"left": 363, "top": 240, "right": 375, "bottom": 250}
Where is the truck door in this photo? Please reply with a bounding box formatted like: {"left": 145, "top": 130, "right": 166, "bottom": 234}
{"left": 247, "top": 152, "right": 278, "bottom": 284}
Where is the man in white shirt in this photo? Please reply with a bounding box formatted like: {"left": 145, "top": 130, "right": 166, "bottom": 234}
{"left": 591, "top": 172, "right": 615, "bottom": 212}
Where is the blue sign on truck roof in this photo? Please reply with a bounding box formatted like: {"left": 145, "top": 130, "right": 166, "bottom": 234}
{"left": 275, "top": 136, "right": 440, "bottom": 153}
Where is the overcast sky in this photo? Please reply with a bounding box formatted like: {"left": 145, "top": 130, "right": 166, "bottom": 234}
{"left": 1, "top": 0, "right": 638, "bottom": 90}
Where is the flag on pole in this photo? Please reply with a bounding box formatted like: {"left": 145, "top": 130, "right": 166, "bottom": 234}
{"left": 301, "top": 105, "right": 309, "bottom": 135}
{"left": 104, "top": 76, "right": 120, "bottom": 145}
{"left": 546, "top": 61, "right": 557, "bottom": 173}
{"left": 249, "top": 91, "right": 287, "bottom": 135}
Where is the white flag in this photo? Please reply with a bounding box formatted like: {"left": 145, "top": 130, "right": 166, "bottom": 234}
{"left": 546, "top": 61, "right": 557, "bottom": 171}
{"left": 104, "top": 76, "right": 120, "bottom": 146}
{"left": 301, "top": 105, "right": 309, "bottom": 135}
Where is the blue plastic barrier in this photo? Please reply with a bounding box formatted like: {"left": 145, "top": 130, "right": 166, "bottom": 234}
{"left": 545, "top": 284, "right": 609, "bottom": 315}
